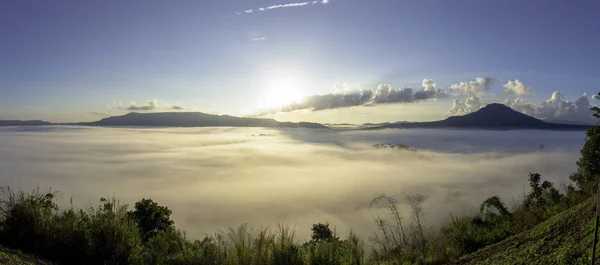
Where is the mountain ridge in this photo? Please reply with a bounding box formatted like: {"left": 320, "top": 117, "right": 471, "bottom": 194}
{"left": 369, "top": 103, "right": 592, "bottom": 130}
{"left": 0, "top": 104, "right": 594, "bottom": 130}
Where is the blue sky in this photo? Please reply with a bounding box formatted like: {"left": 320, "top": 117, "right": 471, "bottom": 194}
{"left": 1, "top": 0, "right": 599, "bottom": 122}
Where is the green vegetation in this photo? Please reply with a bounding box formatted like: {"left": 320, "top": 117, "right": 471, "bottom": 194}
{"left": 1, "top": 96, "right": 599, "bottom": 264}
{"left": 452, "top": 196, "right": 596, "bottom": 265}
{"left": 0, "top": 245, "right": 52, "bottom": 265}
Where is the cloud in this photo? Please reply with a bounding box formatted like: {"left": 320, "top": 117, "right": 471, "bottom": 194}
{"left": 100, "top": 99, "right": 184, "bottom": 114}
{"left": 252, "top": 37, "right": 267, "bottom": 41}
{"left": 503, "top": 80, "right": 534, "bottom": 95}
{"left": 87, "top": 111, "right": 113, "bottom": 117}
{"left": 445, "top": 76, "right": 597, "bottom": 123}
{"left": 446, "top": 96, "right": 483, "bottom": 117}
{"left": 241, "top": 0, "right": 329, "bottom": 14}
{"left": 260, "top": 79, "right": 447, "bottom": 114}
{"left": 262, "top": 2, "right": 311, "bottom": 10}
{"left": 422, "top": 79, "right": 437, "bottom": 92}
{"left": 0, "top": 127, "right": 584, "bottom": 240}
{"left": 505, "top": 91, "right": 598, "bottom": 123}
{"left": 450, "top": 77, "right": 493, "bottom": 98}
{"left": 127, "top": 100, "right": 157, "bottom": 111}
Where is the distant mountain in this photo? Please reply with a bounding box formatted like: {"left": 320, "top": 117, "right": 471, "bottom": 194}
{"left": 79, "top": 112, "right": 328, "bottom": 129}
{"left": 370, "top": 103, "right": 592, "bottom": 130}
{"left": 0, "top": 120, "right": 51, "bottom": 126}
{"left": 543, "top": 118, "right": 596, "bottom": 126}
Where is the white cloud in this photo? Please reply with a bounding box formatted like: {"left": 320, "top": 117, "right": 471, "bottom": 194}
{"left": 127, "top": 100, "right": 157, "bottom": 111}
{"left": 450, "top": 77, "right": 493, "bottom": 98}
{"left": 504, "top": 91, "right": 597, "bottom": 123}
{"left": 87, "top": 111, "right": 113, "bottom": 117}
{"left": 446, "top": 96, "right": 483, "bottom": 117}
{"left": 100, "top": 99, "right": 183, "bottom": 114}
{"left": 241, "top": 0, "right": 330, "bottom": 14}
{"left": 261, "top": 2, "right": 311, "bottom": 10}
{"left": 503, "top": 79, "right": 534, "bottom": 95}
{"left": 445, "top": 77, "right": 492, "bottom": 117}
{"left": 422, "top": 79, "right": 437, "bottom": 92}
{"left": 0, "top": 127, "right": 584, "bottom": 240}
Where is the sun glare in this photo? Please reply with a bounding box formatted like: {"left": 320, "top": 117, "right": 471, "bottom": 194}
{"left": 261, "top": 76, "right": 306, "bottom": 108}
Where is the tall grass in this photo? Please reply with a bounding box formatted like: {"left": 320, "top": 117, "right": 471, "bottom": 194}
{"left": 0, "top": 179, "right": 588, "bottom": 265}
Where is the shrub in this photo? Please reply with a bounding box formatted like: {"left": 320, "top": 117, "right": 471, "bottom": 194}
{"left": 129, "top": 198, "right": 174, "bottom": 242}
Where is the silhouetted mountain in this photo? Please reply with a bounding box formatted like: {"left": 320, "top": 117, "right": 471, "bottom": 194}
{"left": 371, "top": 103, "right": 592, "bottom": 130}
{"left": 543, "top": 118, "right": 596, "bottom": 126}
{"left": 0, "top": 120, "right": 51, "bottom": 126}
{"left": 79, "top": 112, "right": 328, "bottom": 129}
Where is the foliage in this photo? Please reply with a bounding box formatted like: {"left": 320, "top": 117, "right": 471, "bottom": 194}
{"left": 0, "top": 188, "right": 143, "bottom": 265}
{"left": 571, "top": 126, "right": 600, "bottom": 195}
{"left": 310, "top": 223, "right": 335, "bottom": 243}
{"left": 129, "top": 198, "right": 174, "bottom": 242}
{"left": 479, "top": 196, "right": 510, "bottom": 218}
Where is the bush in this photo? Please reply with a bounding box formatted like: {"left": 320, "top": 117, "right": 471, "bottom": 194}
{"left": 129, "top": 198, "right": 174, "bottom": 242}
{"left": 0, "top": 190, "right": 144, "bottom": 265}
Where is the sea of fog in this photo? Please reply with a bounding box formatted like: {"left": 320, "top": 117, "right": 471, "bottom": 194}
{"left": 0, "top": 126, "right": 587, "bottom": 240}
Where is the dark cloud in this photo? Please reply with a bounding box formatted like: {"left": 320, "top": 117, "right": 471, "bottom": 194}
{"left": 172, "top": 106, "right": 184, "bottom": 110}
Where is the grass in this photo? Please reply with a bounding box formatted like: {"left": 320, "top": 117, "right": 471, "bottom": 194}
{"left": 0, "top": 183, "right": 594, "bottom": 265}
{"left": 451, "top": 197, "right": 597, "bottom": 265}
{"left": 0, "top": 245, "right": 53, "bottom": 265}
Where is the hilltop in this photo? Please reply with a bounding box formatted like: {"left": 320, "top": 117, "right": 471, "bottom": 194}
{"left": 0, "top": 112, "right": 328, "bottom": 129}
{"left": 0, "top": 120, "right": 51, "bottom": 126}
{"left": 78, "top": 112, "right": 328, "bottom": 129}
{"left": 372, "top": 103, "right": 592, "bottom": 130}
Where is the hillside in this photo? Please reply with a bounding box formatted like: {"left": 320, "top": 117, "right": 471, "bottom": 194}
{"left": 0, "top": 112, "right": 328, "bottom": 129}
{"left": 0, "top": 245, "right": 53, "bottom": 265}
{"left": 452, "top": 198, "right": 597, "bottom": 265}
{"left": 79, "top": 112, "right": 328, "bottom": 129}
{"left": 372, "top": 103, "right": 591, "bottom": 130}
{"left": 0, "top": 120, "right": 51, "bottom": 126}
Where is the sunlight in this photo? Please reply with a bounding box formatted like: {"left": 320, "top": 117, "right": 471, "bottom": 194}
{"left": 261, "top": 76, "right": 306, "bottom": 108}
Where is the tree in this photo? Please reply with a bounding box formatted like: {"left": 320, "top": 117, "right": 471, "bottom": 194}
{"left": 570, "top": 98, "right": 600, "bottom": 195}
{"left": 311, "top": 223, "right": 335, "bottom": 242}
{"left": 480, "top": 196, "right": 510, "bottom": 218}
{"left": 592, "top": 92, "right": 600, "bottom": 121}
{"left": 129, "top": 198, "right": 174, "bottom": 242}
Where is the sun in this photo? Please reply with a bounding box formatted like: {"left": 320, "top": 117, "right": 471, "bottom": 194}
{"left": 261, "top": 76, "right": 306, "bottom": 108}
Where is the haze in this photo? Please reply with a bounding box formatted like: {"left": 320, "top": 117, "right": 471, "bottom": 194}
{"left": 0, "top": 127, "right": 584, "bottom": 239}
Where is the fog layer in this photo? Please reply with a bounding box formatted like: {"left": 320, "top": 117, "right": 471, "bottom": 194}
{"left": 0, "top": 126, "right": 585, "bottom": 239}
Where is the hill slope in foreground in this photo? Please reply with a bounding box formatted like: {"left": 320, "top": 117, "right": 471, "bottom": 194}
{"left": 0, "top": 245, "right": 52, "bottom": 265}
{"left": 453, "top": 197, "right": 597, "bottom": 265}
{"left": 0, "top": 198, "right": 597, "bottom": 264}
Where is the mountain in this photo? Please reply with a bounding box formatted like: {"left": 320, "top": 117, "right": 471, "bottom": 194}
{"left": 79, "top": 112, "right": 328, "bottom": 129}
{"left": 370, "top": 103, "right": 592, "bottom": 130}
{"left": 543, "top": 118, "right": 596, "bottom": 126}
{"left": 0, "top": 120, "right": 52, "bottom": 126}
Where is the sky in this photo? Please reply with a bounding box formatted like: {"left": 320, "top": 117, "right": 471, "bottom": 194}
{"left": 1, "top": 0, "right": 599, "bottom": 123}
